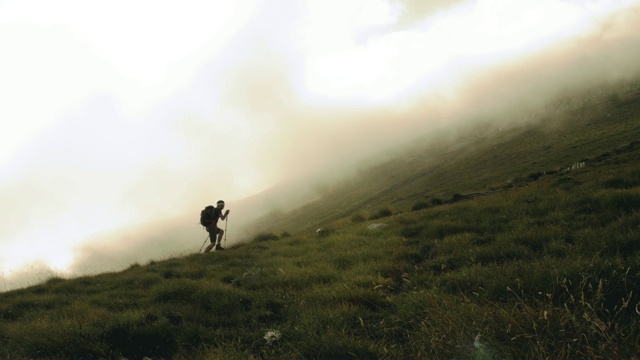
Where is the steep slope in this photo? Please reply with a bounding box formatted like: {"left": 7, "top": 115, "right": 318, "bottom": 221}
{"left": 1, "top": 80, "right": 639, "bottom": 359}
{"left": 245, "top": 80, "right": 640, "bottom": 236}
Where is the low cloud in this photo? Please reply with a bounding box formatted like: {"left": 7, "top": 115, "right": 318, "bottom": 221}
{"left": 1, "top": 0, "right": 640, "bottom": 291}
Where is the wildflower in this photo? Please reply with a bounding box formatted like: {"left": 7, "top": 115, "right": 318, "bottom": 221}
{"left": 264, "top": 329, "right": 282, "bottom": 345}
{"left": 474, "top": 334, "right": 496, "bottom": 360}
{"left": 474, "top": 334, "right": 482, "bottom": 348}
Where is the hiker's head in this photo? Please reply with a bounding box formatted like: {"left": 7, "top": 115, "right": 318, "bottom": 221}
{"left": 216, "top": 200, "right": 225, "bottom": 209}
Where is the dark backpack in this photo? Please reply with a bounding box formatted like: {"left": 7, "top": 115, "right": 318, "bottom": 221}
{"left": 200, "top": 205, "right": 214, "bottom": 226}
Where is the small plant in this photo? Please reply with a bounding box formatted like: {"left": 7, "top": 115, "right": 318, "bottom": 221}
{"left": 263, "top": 329, "right": 281, "bottom": 345}
{"left": 411, "top": 201, "right": 429, "bottom": 211}
{"left": 369, "top": 208, "right": 392, "bottom": 220}
{"left": 528, "top": 171, "right": 544, "bottom": 181}
{"left": 316, "top": 228, "right": 333, "bottom": 237}
{"left": 449, "top": 193, "right": 464, "bottom": 203}
{"left": 253, "top": 232, "right": 279, "bottom": 242}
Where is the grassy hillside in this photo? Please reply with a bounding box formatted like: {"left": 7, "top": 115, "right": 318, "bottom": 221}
{"left": 248, "top": 81, "right": 640, "bottom": 235}
{"left": 1, "top": 81, "right": 639, "bottom": 359}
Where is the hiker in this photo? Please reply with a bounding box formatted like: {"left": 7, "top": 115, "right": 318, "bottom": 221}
{"left": 203, "top": 200, "right": 230, "bottom": 252}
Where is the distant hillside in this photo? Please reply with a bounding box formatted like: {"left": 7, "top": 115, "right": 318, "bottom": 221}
{"left": 244, "top": 80, "right": 640, "bottom": 236}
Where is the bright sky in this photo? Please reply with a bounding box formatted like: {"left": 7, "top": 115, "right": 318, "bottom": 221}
{"left": 1, "top": 0, "right": 639, "bottom": 289}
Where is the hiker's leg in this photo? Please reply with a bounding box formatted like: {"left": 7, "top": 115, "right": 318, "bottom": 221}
{"left": 204, "top": 228, "right": 216, "bottom": 252}
{"left": 217, "top": 228, "right": 224, "bottom": 244}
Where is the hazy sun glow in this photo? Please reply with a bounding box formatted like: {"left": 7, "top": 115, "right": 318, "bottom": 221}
{"left": 1, "top": 0, "right": 639, "bottom": 289}
{"left": 303, "top": 0, "right": 637, "bottom": 104}
{"left": 0, "top": 0, "right": 259, "bottom": 164}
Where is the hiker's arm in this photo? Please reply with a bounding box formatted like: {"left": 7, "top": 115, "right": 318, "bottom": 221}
{"left": 221, "top": 209, "right": 230, "bottom": 220}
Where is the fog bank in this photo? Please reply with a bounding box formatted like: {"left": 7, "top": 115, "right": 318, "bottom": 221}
{"left": 1, "top": 0, "right": 639, "bottom": 291}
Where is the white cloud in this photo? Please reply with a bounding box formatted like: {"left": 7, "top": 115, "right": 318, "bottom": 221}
{"left": 0, "top": 0, "right": 259, "bottom": 163}
{"left": 1, "top": 0, "right": 639, "bottom": 288}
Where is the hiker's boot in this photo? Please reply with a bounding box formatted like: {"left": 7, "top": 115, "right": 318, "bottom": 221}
{"left": 215, "top": 244, "right": 224, "bottom": 251}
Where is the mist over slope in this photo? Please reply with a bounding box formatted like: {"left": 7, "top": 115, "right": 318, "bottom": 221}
{"left": 245, "top": 79, "right": 640, "bottom": 236}
{"left": 2, "top": 74, "right": 639, "bottom": 293}
{"left": 2, "top": 1, "right": 640, "bottom": 292}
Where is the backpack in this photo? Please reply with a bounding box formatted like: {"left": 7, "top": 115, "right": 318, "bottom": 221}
{"left": 200, "top": 205, "right": 214, "bottom": 226}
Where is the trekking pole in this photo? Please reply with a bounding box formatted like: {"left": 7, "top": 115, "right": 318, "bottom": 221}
{"left": 224, "top": 214, "right": 229, "bottom": 248}
{"left": 199, "top": 235, "right": 209, "bottom": 253}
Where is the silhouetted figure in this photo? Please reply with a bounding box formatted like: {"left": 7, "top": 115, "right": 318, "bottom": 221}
{"left": 203, "top": 200, "right": 230, "bottom": 252}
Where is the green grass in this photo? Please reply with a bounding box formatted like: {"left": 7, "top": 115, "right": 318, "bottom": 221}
{"left": 1, "top": 81, "right": 640, "bottom": 359}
